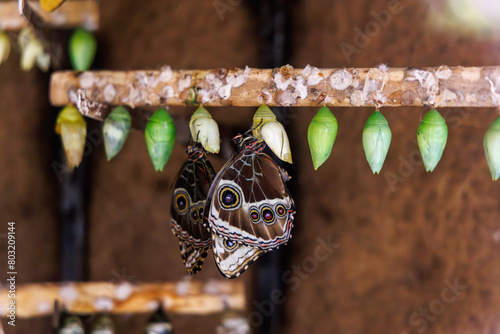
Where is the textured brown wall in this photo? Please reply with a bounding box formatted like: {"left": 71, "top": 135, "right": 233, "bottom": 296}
{"left": 287, "top": 0, "right": 500, "bottom": 333}
{"left": 1, "top": 0, "right": 500, "bottom": 333}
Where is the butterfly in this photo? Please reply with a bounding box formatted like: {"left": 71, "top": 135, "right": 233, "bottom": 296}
{"left": 170, "top": 142, "right": 216, "bottom": 274}
{"left": 204, "top": 134, "right": 295, "bottom": 278}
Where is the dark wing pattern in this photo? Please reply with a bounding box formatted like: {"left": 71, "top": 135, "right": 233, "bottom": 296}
{"left": 211, "top": 233, "right": 264, "bottom": 279}
{"left": 171, "top": 143, "right": 215, "bottom": 274}
{"left": 204, "top": 134, "right": 295, "bottom": 278}
{"left": 206, "top": 143, "right": 295, "bottom": 250}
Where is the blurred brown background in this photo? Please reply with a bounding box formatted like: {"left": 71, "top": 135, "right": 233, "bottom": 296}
{"left": 1, "top": 0, "right": 500, "bottom": 333}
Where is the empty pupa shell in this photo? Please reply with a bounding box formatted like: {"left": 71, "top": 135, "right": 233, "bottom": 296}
{"left": 261, "top": 120, "right": 293, "bottom": 163}
{"left": 251, "top": 105, "right": 292, "bottom": 163}
{"left": 189, "top": 106, "right": 220, "bottom": 153}
{"left": 18, "top": 27, "right": 50, "bottom": 72}
{"left": 307, "top": 106, "right": 338, "bottom": 170}
{"left": 41, "top": 0, "right": 67, "bottom": 12}
{"left": 417, "top": 109, "right": 448, "bottom": 172}
{"left": 103, "top": 106, "right": 131, "bottom": 161}
{"left": 55, "top": 105, "right": 87, "bottom": 169}
{"left": 0, "top": 30, "right": 10, "bottom": 65}
{"left": 69, "top": 28, "right": 97, "bottom": 71}
{"left": 252, "top": 104, "right": 277, "bottom": 141}
{"left": 18, "top": 28, "right": 46, "bottom": 72}
{"left": 362, "top": 110, "right": 391, "bottom": 174}
{"left": 90, "top": 315, "right": 115, "bottom": 334}
{"left": 483, "top": 116, "right": 500, "bottom": 181}
{"left": 145, "top": 108, "right": 176, "bottom": 171}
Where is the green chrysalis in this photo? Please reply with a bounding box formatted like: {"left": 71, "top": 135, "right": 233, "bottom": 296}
{"left": 145, "top": 108, "right": 176, "bottom": 171}
{"left": 307, "top": 106, "right": 338, "bottom": 170}
{"left": 69, "top": 28, "right": 97, "bottom": 71}
{"left": 417, "top": 109, "right": 448, "bottom": 172}
{"left": 362, "top": 110, "right": 392, "bottom": 174}
{"left": 103, "top": 106, "right": 131, "bottom": 161}
{"left": 483, "top": 116, "right": 500, "bottom": 181}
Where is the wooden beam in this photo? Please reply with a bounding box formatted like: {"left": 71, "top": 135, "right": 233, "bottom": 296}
{"left": 49, "top": 66, "right": 500, "bottom": 116}
{"left": 0, "top": 280, "right": 245, "bottom": 318}
{"left": 0, "top": 1, "right": 99, "bottom": 31}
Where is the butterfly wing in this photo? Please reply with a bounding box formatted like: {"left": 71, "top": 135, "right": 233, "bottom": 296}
{"left": 212, "top": 233, "right": 264, "bottom": 279}
{"left": 206, "top": 146, "right": 295, "bottom": 251}
{"left": 171, "top": 150, "right": 215, "bottom": 274}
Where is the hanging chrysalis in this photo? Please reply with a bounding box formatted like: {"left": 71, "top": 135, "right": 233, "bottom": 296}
{"left": 252, "top": 105, "right": 292, "bottom": 163}
{"left": 57, "top": 314, "right": 84, "bottom": 334}
{"left": 40, "top": 0, "right": 67, "bottom": 12}
{"left": 189, "top": 106, "right": 220, "bottom": 153}
{"left": 145, "top": 108, "right": 176, "bottom": 171}
{"left": 252, "top": 104, "right": 277, "bottom": 139}
{"left": 362, "top": 110, "right": 391, "bottom": 174}
{"left": 483, "top": 116, "right": 500, "bottom": 181}
{"left": 103, "top": 106, "right": 131, "bottom": 161}
{"left": 307, "top": 106, "right": 338, "bottom": 170}
{"left": 69, "top": 28, "right": 97, "bottom": 71}
{"left": 417, "top": 109, "right": 448, "bottom": 172}
{"left": 18, "top": 27, "right": 50, "bottom": 72}
{"left": 0, "top": 30, "right": 10, "bottom": 66}
{"left": 90, "top": 315, "right": 115, "bottom": 334}
{"left": 55, "top": 105, "right": 87, "bottom": 169}
{"left": 145, "top": 306, "right": 174, "bottom": 334}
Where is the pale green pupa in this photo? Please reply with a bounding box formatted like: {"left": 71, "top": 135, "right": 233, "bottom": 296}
{"left": 69, "top": 28, "right": 97, "bottom": 71}
{"left": 55, "top": 105, "right": 87, "bottom": 169}
{"left": 103, "top": 106, "right": 131, "bottom": 161}
{"left": 417, "top": 109, "right": 448, "bottom": 172}
{"left": 307, "top": 106, "right": 338, "bottom": 170}
{"left": 362, "top": 110, "right": 392, "bottom": 174}
{"left": 189, "top": 106, "right": 220, "bottom": 153}
{"left": 483, "top": 116, "right": 500, "bottom": 181}
{"left": 145, "top": 108, "right": 176, "bottom": 171}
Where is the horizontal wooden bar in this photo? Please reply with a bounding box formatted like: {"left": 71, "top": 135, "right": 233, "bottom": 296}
{"left": 0, "top": 280, "right": 245, "bottom": 318}
{"left": 49, "top": 65, "right": 500, "bottom": 115}
{"left": 0, "top": 1, "right": 99, "bottom": 31}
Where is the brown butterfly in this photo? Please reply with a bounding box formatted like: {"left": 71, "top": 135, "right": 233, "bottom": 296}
{"left": 170, "top": 142, "right": 215, "bottom": 274}
{"left": 204, "top": 134, "right": 295, "bottom": 278}
{"left": 211, "top": 233, "right": 264, "bottom": 279}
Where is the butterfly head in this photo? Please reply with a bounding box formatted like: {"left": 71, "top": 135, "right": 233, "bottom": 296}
{"left": 232, "top": 133, "right": 265, "bottom": 152}
{"left": 186, "top": 141, "right": 206, "bottom": 160}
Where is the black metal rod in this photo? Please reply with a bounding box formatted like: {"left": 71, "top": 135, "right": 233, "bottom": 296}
{"left": 246, "top": 1, "right": 297, "bottom": 333}
{"left": 58, "top": 150, "right": 88, "bottom": 281}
